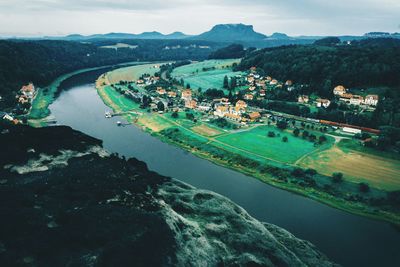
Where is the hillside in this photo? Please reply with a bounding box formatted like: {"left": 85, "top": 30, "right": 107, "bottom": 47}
{"left": 192, "top": 23, "right": 267, "bottom": 42}
{"left": 0, "top": 39, "right": 220, "bottom": 111}
{"left": 0, "top": 125, "right": 337, "bottom": 266}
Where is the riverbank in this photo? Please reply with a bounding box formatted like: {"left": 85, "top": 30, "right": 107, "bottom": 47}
{"left": 95, "top": 73, "right": 400, "bottom": 226}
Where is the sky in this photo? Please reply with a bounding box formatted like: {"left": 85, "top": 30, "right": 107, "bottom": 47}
{"left": 0, "top": 0, "right": 399, "bottom": 37}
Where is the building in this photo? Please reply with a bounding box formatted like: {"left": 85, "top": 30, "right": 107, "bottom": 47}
{"left": 364, "top": 95, "right": 379, "bottom": 106}
{"left": 333, "top": 85, "right": 347, "bottom": 96}
{"left": 244, "top": 94, "right": 254, "bottom": 100}
{"left": 235, "top": 100, "right": 247, "bottom": 110}
{"left": 167, "top": 91, "right": 177, "bottom": 98}
{"left": 185, "top": 99, "right": 197, "bottom": 109}
{"left": 248, "top": 112, "right": 261, "bottom": 122}
{"left": 181, "top": 89, "right": 192, "bottom": 101}
{"left": 224, "top": 113, "right": 242, "bottom": 122}
{"left": 214, "top": 105, "right": 229, "bottom": 117}
{"left": 285, "top": 80, "right": 293, "bottom": 86}
{"left": 298, "top": 95, "right": 309, "bottom": 103}
{"left": 259, "top": 90, "right": 266, "bottom": 97}
{"left": 156, "top": 87, "right": 166, "bottom": 95}
{"left": 349, "top": 95, "right": 364, "bottom": 106}
{"left": 197, "top": 102, "right": 211, "bottom": 112}
{"left": 342, "top": 127, "right": 362, "bottom": 134}
{"left": 316, "top": 98, "right": 331, "bottom": 108}
{"left": 270, "top": 79, "right": 278, "bottom": 85}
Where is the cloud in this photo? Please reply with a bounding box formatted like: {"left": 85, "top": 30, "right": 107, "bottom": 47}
{"left": 0, "top": 0, "right": 399, "bottom": 36}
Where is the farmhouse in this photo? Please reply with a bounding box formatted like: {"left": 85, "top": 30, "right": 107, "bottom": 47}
{"left": 224, "top": 113, "right": 242, "bottom": 122}
{"left": 333, "top": 85, "right": 346, "bottom": 96}
{"left": 364, "top": 94, "right": 379, "bottom": 106}
{"left": 316, "top": 98, "right": 331, "bottom": 108}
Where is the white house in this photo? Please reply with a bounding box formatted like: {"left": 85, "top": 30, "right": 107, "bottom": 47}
{"left": 364, "top": 95, "right": 379, "bottom": 106}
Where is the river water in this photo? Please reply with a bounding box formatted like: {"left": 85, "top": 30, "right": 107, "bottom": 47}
{"left": 49, "top": 70, "right": 400, "bottom": 267}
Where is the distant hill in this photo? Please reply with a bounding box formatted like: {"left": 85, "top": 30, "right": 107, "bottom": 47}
{"left": 192, "top": 24, "right": 267, "bottom": 42}
{"left": 64, "top": 31, "right": 191, "bottom": 40}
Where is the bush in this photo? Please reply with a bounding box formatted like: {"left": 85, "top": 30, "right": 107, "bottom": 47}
{"left": 302, "top": 130, "right": 309, "bottom": 139}
{"left": 332, "top": 172, "right": 343, "bottom": 183}
{"left": 267, "top": 131, "right": 276, "bottom": 137}
{"left": 359, "top": 182, "right": 370, "bottom": 193}
{"left": 282, "top": 136, "right": 288, "bottom": 142}
{"left": 305, "top": 168, "right": 317, "bottom": 176}
{"left": 293, "top": 128, "right": 300, "bottom": 137}
{"left": 276, "top": 120, "right": 288, "bottom": 130}
{"left": 171, "top": 111, "right": 178, "bottom": 118}
{"left": 318, "top": 135, "right": 327, "bottom": 144}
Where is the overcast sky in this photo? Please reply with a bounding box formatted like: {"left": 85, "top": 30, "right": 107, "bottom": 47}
{"left": 0, "top": 0, "right": 399, "bottom": 37}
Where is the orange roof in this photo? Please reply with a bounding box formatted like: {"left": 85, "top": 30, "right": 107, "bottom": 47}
{"left": 249, "top": 112, "right": 261, "bottom": 119}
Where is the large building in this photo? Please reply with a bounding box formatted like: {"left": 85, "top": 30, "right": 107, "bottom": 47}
{"left": 333, "top": 85, "right": 346, "bottom": 96}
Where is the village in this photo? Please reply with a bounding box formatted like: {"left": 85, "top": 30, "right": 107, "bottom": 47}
{"left": 0, "top": 82, "right": 36, "bottom": 125}
{"left": 106, "top": 62, "right": 380, "bottom": 136}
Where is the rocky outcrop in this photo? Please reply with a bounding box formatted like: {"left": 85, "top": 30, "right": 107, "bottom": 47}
{"left": 0, "top": 126, "right": 338, "bottom": 266}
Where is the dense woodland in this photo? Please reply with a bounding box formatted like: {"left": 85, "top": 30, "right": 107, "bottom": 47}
{"left": 0, "top": 39, "right": 220, "bottom": 110}
{"left": 238, "top": 38, "right": 400, "bottom": 97}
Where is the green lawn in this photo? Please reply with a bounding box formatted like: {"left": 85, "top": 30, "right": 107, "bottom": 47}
{"left": 171, "top": 59, "right": 243, "bottom": 93}
{"left": 103, "top": 86, "right": 139, "bottom": 111}
{"left": 215, "top": 126, "right": 318, "bottom": 163}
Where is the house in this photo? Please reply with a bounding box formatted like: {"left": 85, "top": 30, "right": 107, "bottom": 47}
{"left": 2, "top": 113, "right": 14, "bottom": 121}
{"left": 249, "top": 86, "right": 256, "bottom": 91}
{"left": 259, "top": 90, "right": 266, "bottom": 97}
{"left": 156, "top": 87, "right": 166, "bottom": 95}
{"left": 167, "top": 91, "right": 177, "bottom": 98}
{"left": 197, "top": 102, "right": 211, "bottom": 112}
{"left": 235, "top": 100, "right": 247, "bottom": 110}
{"left": 298, "top": 95, "right": 309, "bottom": 103}
{"left": 214, "top": 105, "right": 229, "bottom": 117}
{"left": 316, "top": 98, "right": 331, "bottom": 108}
{"left": 364, "top": 95, "right": 379, "bottom": 106}
{"left": 285, "top": 80, "right": 293, "bottom": 86}
{"left": 333, "top": 85, "right": 346, "bottom": 96}
{"left": 349, "top": 95, "right": 364, "bottom": 105}
{"left": 224, "top": 113, "right": 242, "bottom": 122}
{"left": 270, "top": 79, "right": 278, "bottom": 85}
{"left": 247, "top": 76, "right": 255, "bottom": 83}
{"left": 244, "top": 94, "right": 254, "bottom": 100}
{"left": 266, "top": 76, "right": 272, "bottom": 81}
{"left": 248, "top": 112, "right": 261, "bottom": 122}
{"left": 181, "top": 89, "right": 192, "bottom": 101}
{"left": 185, "top": 99, "right": 197, "bottom": 109}
{"left": 250, "top": 66, "right": 257, "bottom": 72}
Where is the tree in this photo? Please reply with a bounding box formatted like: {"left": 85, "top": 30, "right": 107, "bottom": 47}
{"left": 186, "top": 83, "right": 191, "bottom": 89}
{"left": 223, "top": 75, "right": 229, "bottom": 89}
{"left": 186, "top": 112, "right": 195, "bottom": 121}
{"left": 302, "top": 130, "right": 309, "bottom": 139}
{"left": 282, "top": 136, "right": 288, "bottom": 142}
{"left": 318, "top": 135, "right": 327, "bottom": 144}
{"left": 276, "top": 120, "right": 288, "bottom": 130}
{"left": 293, "top": 128, "right": 300, "bottom": 137}
{"left": 309, "top": 134, "right": 317, "bottom": 142}
{"left": 171, "top": 111, "right": 178, "bottom": 118}
{"left": 157, "top": 101, "right": 165, "bottom": 111}
{"left": 229, "top": 77, "right": 237, "bottom": 90}
{"left": 332, "top": 172, "right": 343, "bottom": 183}
{"left": 305, "top": 168, "right": 317, "bottom": 176}
{"left": 267, "top": 131, "right": 276, "bottom": 137}
{"left": 359, "top": 182, "right": 370, "bottom": 193}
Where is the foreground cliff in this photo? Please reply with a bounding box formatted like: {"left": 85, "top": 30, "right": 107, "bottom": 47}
{"left": 0, "top": 125, "right": 337, "bottom": 266}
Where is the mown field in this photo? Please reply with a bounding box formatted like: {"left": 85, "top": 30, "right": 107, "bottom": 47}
{"left": 171, "top": 59, "right": 243, "bottom": 93}
{"left": 107, "top": 63, "right": 163, "bottom": 84}
{"left": 214, "top": 125, "right": 321, "bottom": 164}
{"left": 298, "top": 140, "right": 400, "bottom": 190}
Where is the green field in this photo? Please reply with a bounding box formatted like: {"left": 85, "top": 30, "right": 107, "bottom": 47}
{"left": 171, "top": 59, "right": 244, "bottom": 93}
{"left": 215, "top": 126, "right": 319, "bottom": 164}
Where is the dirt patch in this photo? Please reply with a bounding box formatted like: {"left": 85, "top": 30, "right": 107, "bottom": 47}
{"left": 191, "top": 125, "right": 223, "bottom": 137}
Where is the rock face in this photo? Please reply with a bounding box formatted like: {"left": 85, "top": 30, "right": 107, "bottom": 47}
{"left": 194, "top": 24, "right": 267, "bottom": 42}
{"left": 0, "top": 126, "right": 338, "bottom": 266}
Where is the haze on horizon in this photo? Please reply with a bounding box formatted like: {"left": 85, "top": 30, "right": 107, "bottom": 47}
{"left": 0, "top": 0, "right": 399, "bottom": 37}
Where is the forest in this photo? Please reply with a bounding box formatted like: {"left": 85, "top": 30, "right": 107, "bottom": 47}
{"left": 0, "top": 39, "right": 220, "bottom": 110}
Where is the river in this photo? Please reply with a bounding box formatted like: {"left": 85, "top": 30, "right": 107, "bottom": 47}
{"left": 49, "top": 70, "right": 400, "bottom": 267}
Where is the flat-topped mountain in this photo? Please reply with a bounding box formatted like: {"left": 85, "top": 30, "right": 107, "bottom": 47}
{"left": 193, "top": 23, "right": 267, "bottom": 42}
